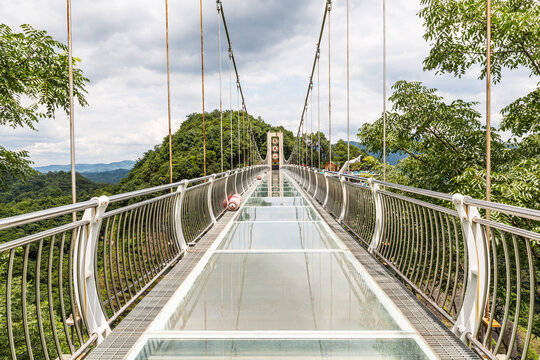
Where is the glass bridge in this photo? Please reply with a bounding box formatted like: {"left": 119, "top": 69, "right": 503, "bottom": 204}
{"left": 127, "top": 172, "right": 436, "bottom": 359}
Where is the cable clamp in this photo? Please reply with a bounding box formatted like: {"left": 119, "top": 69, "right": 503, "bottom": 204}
{"left": 327, "top": 0, "right": 332, "bottom": 11}
{"left": 216, "top": 0, "right": 222, "bottom": 11}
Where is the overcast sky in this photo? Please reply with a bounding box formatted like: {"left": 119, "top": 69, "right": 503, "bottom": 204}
{"left": 1, "top": 0, "right": 536, "bottom": 166}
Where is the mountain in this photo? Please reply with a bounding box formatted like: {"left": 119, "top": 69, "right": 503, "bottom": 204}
{"left": 81, "top": 169, "right": 131, "bottom": 184}
{"left": 349, "top": 141, "right": 407, "bottom": 166}
{"left": 34, "top": 160, "right": 135, "bottom": 174}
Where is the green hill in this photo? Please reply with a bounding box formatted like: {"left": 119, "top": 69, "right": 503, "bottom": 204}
{"left": 115, "top": 110, "right": 294, "bottom": 192}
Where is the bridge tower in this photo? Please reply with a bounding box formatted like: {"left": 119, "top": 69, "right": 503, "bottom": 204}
{"left": 266, "top": 132, "right": 283, "bottom": 170}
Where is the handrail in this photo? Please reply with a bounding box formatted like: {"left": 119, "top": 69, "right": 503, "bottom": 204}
{"left": 0, "top": 199, "right": 98, "bottom": 230}
{"left": 0, "top": 164, "right": 268, "bottom": 360}
{"left": 283, "top": 164, "right": 539, "bottom": 360}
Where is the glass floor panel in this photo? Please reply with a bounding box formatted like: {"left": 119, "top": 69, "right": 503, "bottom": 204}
{"left": 162, "top": 252, "right": 401, "bottom": 331}
{"left": 237, "top": 206, "right": 318, "bottom": 221}
{"left": 129, "top": 171, "right": 436, "bottom": 360}
{"left": 218, "top": 221, "right": 340, "bottom": 249}
{"left": 251, "top": 190, "right": 300, "bottom": 197}
{"left": 244, "top": 196, "right": 309, "bottom": 206}
{"left": 135, "top": 338, "right": 431, "bottom": 360}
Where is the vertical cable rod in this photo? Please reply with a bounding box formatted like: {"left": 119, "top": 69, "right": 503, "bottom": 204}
{"left": 218, "top": 2, "right": 261, "bottom": 161}
{"left": 229, "top": 49, "right": 233, "bottom": 169}
{"left": 310, "top": 81, "right": 314, "bottom": 167}
{"left": 382, "top": 0, "right": 387, "bottom": 181}
{"left": 346, "top": 0, "right": 350, "bottom": 170}
{"left": 328, "top": 0, "right": 332, "bottom": 169}
{"left": 66, "top": 0, "right": 76, "bottom": 220}
{"left": 237, "top": 84, "right": 240, "bottom": 167}
{"left": 318, "top": 49, "right": 321, "bottom": 169}
{"left": 290, "top": 1, "right": 330, "bottom": 165}
{"left": 217, "top": 1, "right": 224, "bottom": 172}
{"left": 199, "top": 0, "right": 207, "bottom": 176}
{"left": 165, "top": 0, "right": 173, "bottom": 186}
{"left": 485, "top": 0, "right": 492, "bottom": 215}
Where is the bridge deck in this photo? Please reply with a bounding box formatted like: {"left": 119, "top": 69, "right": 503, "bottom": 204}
{"left": 88, "top": 171, "right": 478, "bottom": 359}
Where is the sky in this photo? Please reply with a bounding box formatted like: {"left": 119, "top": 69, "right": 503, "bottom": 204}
{"left": 1, "top": 0, "right": 537, "bottom": 166}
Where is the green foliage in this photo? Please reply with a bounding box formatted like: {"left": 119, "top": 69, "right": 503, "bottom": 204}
{"left": 500, "top": 86, "right": 540, "bottom": 137}
{"left": 0, "top": 24, "right": 89, "bottom": 186}
{"left": 419, "top": 0, "right": 540, "bottom": 82}
{"left": 357, "top": 81, "right": 505, "bottom": 192}
{"left": 0, "top": 146, "right": 35, "bottom": 186}
{"left": 116, "top": 110, "right": 292, "bottom": 191}
{"left": 330, "top": 139, "right": 363, "bottom": 167}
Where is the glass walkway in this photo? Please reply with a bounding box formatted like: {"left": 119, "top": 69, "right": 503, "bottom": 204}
{"left": 127, "top": 172, "right": 437, "bottom": 359}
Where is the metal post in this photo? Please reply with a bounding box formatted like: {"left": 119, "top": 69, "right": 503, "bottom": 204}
{"left": 322, "top": 172, "right": 330, "bottom": 208}
{"left": 207, "top": 174, "right": 217, "bottom": 225}
{"left": 368, "top": 178, "right": 383, "bottom": 253}
{"left": 174, "top": 180, "right": 189, "bottom": 250}
{"left": 338, "top": 174, "right": 347, "bottom": 223}
{"left": 73, "top": 196, "right": 111, "bottom": 343}
{"left": 313, "top": 168, "right": 319, "bottom": 200}
{"left": 452, "top": 194, "right": 490, "bottom": 343}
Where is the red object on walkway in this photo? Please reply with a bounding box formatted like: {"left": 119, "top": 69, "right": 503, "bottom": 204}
{"left": 227, "top": 194, "right": 241, "bottom": 211}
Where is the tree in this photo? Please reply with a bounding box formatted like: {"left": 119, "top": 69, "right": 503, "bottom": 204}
{"left": 419, "top": 0, "right": 540, "bottom": 82}
{"left": 419, "top": 0, "right": 539, "bottom": 158}
{"left": 0, "top": 24, "right": 89, "bottom": 186}
{"left": 357, "top": 80, "right": 506, "bottom": 192}
{"left": 331, "top": 139, "right": 363, "bottom": 167}
{"left": 116, "top": 110, "right": 289, "bottom": 191}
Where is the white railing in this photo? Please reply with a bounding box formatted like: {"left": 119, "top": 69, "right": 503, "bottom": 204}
{"left": 284, "top": 164, "right": 540, "bottom": 360}
{"left": 0, "top": 165, "right": 268, "bottom": 360}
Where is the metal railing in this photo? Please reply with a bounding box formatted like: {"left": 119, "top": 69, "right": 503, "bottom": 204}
{"left": 284, "top": 165, "right": 540, "bottom": 360}
{"left": 0, "top": 165, "right": 267, "bottom": 360}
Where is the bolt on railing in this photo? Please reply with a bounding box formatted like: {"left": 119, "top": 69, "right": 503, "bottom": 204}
{"left": 0, "top": 165, "right": 268, "bottom": 360}
{"left": 284, "top": 164, "right": 539, "bottom": 360}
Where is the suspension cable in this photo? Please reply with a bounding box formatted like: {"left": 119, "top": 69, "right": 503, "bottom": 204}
{"left": 318, "top": 48, "right": 321, "bottom": 169}
{"left": 67, "top": 0, "right": 76, "bottom": 219}
{"left": 218, "top": 1, "right": 262, "bottom": 162}
{"left": 382, "top": 0, "right": 387, "bottom": 181}
{"left": 346, "top": 0, "right": 350, "bottom": 170}
{"left": 328, "top": 0, "right": 332, "bottom": 169}
{"left": 199, "top": 0, "right": 206, "bottom": 176}
{"left": 229, "top": 48, "right": 233, "bottom": 169}
{"left": 165, "top": 0, "right": 173, "bottom": 186}
{"left": 217, "top": 0, "right": 224, "bottom": 172}
{"left": 237, "top": 83, "right": 240, "bottom": 167}
{"left": 486, "top": 0, "right": 492, "bottom": 210}
{"left": 310, "top": 81, "right": 313, "bottom": 167}
{"left": 288, "top": 1, "right": 331, "bottom": 165}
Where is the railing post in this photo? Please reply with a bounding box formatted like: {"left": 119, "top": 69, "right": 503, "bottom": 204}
{"left": 313, "top": 168, "right": 319, "bottom": 199}
{"left": 174, "top": 180, "right": 189, "bottom": 250}
{"left": 224, "top": 170, "right": 230, "bottom": 197}
{"left": 338, "top": 174, "right": 347, "bottom": 223}
{"left": 233, "top": 170, "right": 239, "bottom": 194}
{"left": 306, "top": 168, "right": 312, "bottom": 193}
{"left": 74, "top": 196, "right": 111, "bottom": 344}
{"left": 452, "top": 194, "right": 490, "bottom": 343}
{"left": 207, "top": 174, "right": 217, "bottom": 225}
{"left": 368, "top": 178, "right": 383, "bottom": 253}
{"left": 322, "top": 172, "right": 330, "bottom": 208}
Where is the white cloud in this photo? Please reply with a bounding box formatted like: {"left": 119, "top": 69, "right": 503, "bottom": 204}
{"left": 1, "top": 0, "right": 536, "bottom": 166}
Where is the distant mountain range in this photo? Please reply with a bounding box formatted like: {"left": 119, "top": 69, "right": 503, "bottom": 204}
{"left": 33, "top": 160, "right": 136, "bottom": 184}
{"left": 349, "top": 141, "right": 407, "bottom": 166}
{"left": 34, "top": 160, "right": 135, "bottom": 174}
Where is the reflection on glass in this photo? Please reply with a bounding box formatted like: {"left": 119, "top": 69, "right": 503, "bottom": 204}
{"left": 219, "top": 221, "right": 339, "bottom": 249}
{"left": 245, "top": 197, "right": 309, "bottom": 206}
{"left": 162, "top": 252, "right": 401, "bottom": 331}
{"left": 237, "top": 206, "right": 318, "bottom": 221}
{"left": 135, "top": 338, "right": 431, "bottom": 360}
